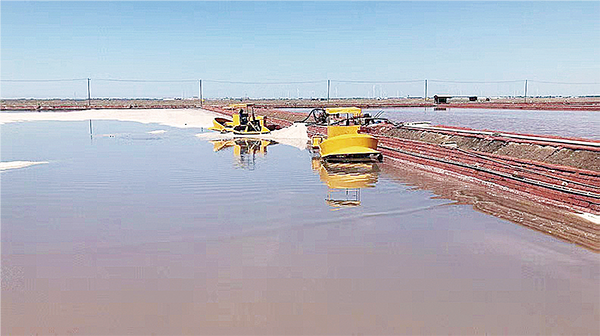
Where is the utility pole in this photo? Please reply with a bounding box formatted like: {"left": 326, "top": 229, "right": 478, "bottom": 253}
{"left": 524, "top": 79, "right": 528, "bottom": 103}
{"left": 87, "top": 78, "right": 91, "bottom": 107}
{"left": 199, "top": 79, "right": 203, "bottom": 107}
{"left": 424, "top": 79, "right": 428, "bottom": 100}
{"left": 327, "top": 79, "right": 331, "bottom": 102}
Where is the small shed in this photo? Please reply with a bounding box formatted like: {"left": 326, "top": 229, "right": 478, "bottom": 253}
{"left": 434, "top": 95, "right": 452, "bottom": 104}
{"left": 434, "top": 95, "right": 479, "bottom": 104}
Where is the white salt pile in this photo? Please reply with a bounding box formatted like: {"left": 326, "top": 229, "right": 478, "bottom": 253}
{"left": 196, "top": 123, "right": 309, "bottom": 150}
{"left": 1, "top": 108, "right": 309, "bottom": 149}
{"left": 0, "top": 108, "right": 219, "bottom": 129}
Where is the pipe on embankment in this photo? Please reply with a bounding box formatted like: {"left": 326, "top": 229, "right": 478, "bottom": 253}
{"left": 401, "top": 124, "right": 600, "bottom": 150}
{"left": 368, "top": 130, "right": 600, "bottom": 214}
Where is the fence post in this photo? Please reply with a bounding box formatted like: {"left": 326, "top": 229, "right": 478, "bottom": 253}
{"left": 199, "top": 79, "right": 203, "bottom": 107}
{"left": 87, "top": 78, "right": 91, "bottom": 107}
{"left": 424, "top": 79, "right": 428, "bottom": 100}
{"left": 524, "top": 79, "right": 528, "bottom": 103}
{"left": 327, "top": 79, "right": 330, "bottom": 102}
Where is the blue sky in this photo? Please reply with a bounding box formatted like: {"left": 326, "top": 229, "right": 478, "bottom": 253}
{"left": 2, "top": 1, "right": 599, "bottom": 98}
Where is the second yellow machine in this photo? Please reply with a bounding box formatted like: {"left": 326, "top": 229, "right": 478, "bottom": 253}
{"left": 311, "top": 107, "right": 383, "bottom": 162}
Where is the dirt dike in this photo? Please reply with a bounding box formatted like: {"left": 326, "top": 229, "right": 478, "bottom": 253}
{"left": 3, "top": 97, "right": 600, "bottom": 111}
{"left": 381, "top": 127, "right": 600, "bottom": 172}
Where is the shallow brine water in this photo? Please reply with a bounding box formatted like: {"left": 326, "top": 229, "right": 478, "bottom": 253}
{"left": 286, "top": 107, "right": 600, "bottom": 140}
{"left": 2, "top": 119, "right": 598, "bottom": 334}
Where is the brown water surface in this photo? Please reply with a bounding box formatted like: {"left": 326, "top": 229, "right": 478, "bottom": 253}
{"left": 2, "top": 120, "right": 598, "bottom": 334}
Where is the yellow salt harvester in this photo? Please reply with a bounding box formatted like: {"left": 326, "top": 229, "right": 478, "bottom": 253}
{"left": 311, "top": 107, "right": 382, "bottom": 162}
{"left": 209, "top": 103, "right": 280, "bottom": 135}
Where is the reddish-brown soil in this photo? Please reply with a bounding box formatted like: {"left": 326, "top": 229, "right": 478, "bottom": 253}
{"left": 2, "top": 97, "right": 600, "bottom": 111}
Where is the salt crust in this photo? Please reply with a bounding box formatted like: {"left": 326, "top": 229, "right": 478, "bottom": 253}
{"left": 0, "top": 108, "right": 220, "bottom": 129}
{"left": 574, "top": 213, "right": 600, "bottom": 225}
{"left": 0, "top": 161, "right": 48, "bottom": 171}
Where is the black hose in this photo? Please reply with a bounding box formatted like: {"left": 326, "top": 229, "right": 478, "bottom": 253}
{"left": 295, "top": 108, "right": 403, "bottom": 128}
{"left": 296, "top": 108, "right": 327, "bottom": 125}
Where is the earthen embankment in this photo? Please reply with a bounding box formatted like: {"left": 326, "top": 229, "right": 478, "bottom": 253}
{"left": 3, "top": 97, "right": 600, "bottom": 111}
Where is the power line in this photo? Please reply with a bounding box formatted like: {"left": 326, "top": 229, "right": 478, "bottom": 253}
{"left": 95, "top": 78, "right": 198, "bottom": 83}
{"left": 332, "top": 79, "right": 423, "bottom": 84}
{"left": 0, "top": 78, "right": 87, "bottom": 82}
{"left": 529, "top": 80, "right": 600, "bottom": 85}
{"left": 429, "top": 79, "right": 524, "bottom": 84}
{"left": 2, "top": 78, "right": 598, "bottom": 85}
{"left": 204, "top": 79, "right": 325, "bottom": 85}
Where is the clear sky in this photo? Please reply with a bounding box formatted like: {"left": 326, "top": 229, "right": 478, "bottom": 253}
{"left": 2, "top": 1, "right": 599, "bottom": 98}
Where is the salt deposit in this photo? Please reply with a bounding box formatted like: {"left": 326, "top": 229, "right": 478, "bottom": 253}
{"left": 575, "top": 212, "right": 600, "bottom": 224}
{"left": 0, "top": 108, "right": 219, "bottom": 129}
{"left": 196, "top": 123, "right": 309, "bottom": 150}
{"left": 0, "top": 161, "right": 48, "bottom": 171}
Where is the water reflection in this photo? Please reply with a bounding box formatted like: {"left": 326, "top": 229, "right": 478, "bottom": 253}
{"left": 311, "top": 159, "right": 380, "bottom": 208}
{"left": 210, "top": 138, "right": 278, "bottom": 170}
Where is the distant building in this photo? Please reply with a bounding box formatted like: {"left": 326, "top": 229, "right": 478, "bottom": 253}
{"left": 434, "top": 95, "right": 452, "bottom": 104}
{"left": 434, "top": 95, "right": 478, "bottom": 104}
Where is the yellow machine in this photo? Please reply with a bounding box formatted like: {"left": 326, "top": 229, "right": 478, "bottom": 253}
{"left": 311, "top": 107, "right": 382, "bottom": 162}
{"left": 311, "top": 158, "right": 380, "bottom": 208}
{"left": 209, "top": 103, "right": 279, "bottom": 135}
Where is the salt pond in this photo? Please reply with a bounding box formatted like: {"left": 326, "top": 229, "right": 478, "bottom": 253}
{"left": 1, "top": 112, "right": 598, "bottom": 334}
